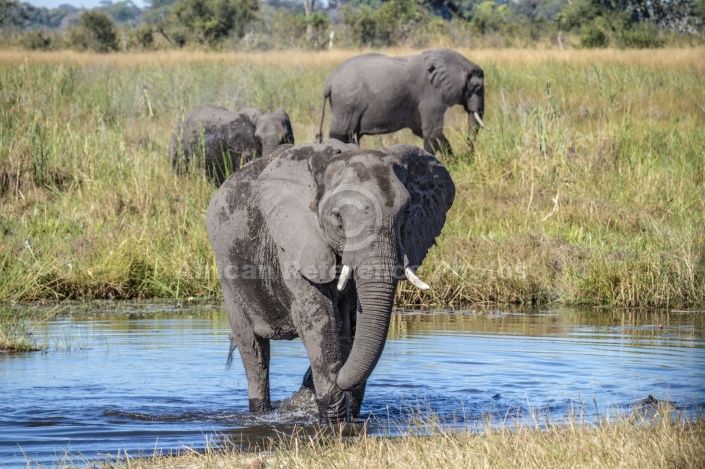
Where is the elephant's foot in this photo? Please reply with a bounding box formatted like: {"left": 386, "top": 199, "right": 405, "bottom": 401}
{"left": 344, "top": 380, "right": 366, "bottom": 419}
{"left": 249, "top": 397, "right": 273, "bottom": 413}
{"left": 300, "top": 366, "right": 316, "bottom": 393}
{"left": 347, "top": 391, "right": 363, "bottom": 419}
{"left": 279, "top": 387, "right": 317, "bottom": 413}
{"left": 316, "top": 391, "right": 348, "bottom": 424}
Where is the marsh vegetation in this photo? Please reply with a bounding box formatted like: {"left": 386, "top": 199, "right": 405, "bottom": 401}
{"left": 1, "top": 48, "right": 703, "bottom": 309}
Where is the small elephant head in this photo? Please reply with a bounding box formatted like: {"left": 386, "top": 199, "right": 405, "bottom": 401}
{"left": 257, "top": 141, "right": 455, "bottom": 391}
{"left": 423, "top": 49, "right": 485, "bottom": 138}
{"left": 240, "top": 108, "right": 295, "bottom": 157}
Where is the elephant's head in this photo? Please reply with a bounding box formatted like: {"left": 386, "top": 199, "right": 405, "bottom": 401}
{"left": 256, "top": 141, "right": 455, "bottom": 391}
{"left": 240, "top": 108, "right": 295, "bottom": 157}
{"left": 423, "top": 49, "right": 485, "bottom": 139}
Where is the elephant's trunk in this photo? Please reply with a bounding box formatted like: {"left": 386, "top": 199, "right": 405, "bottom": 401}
{"left": 261, "top": 143, "right": 279, "bottom": 158}
{"left": 336, "top": 255, "right": 397, "bottom": 391}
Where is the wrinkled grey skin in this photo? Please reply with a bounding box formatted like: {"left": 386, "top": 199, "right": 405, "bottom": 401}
{"left": 206, "top": 140, "right": 455, "bottom": 423}
{"left": 169, "top": 104, "right": 294, "bottom": 186}
{"left": 317, "top": 49, "right": 484, "bottom": 155}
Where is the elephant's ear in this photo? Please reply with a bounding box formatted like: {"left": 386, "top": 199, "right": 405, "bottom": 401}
{"left": 255, "top": 144, "right": 341, "bottom": 283}
{"left": 239, "top": 107, "right": 263, "bottom": 121}
{"left": 274, "top": 108, "right": 289, "bottom": 119}
{"left": 274, "top": 109, "right": 295, "bottom": 144}
{"left": 423, "top": 49, "right": 466, "bottom": 105}
{"left": 386, "top": 144, "right": 455, "bottom": 269}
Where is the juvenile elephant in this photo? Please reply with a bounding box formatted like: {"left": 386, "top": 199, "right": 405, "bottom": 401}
{"left": 316, "top": 48, "right": 485, "bottom": 156}
{"left": 206, "top": 141, "right": 455, "bottom": 423}
{"left": 168, "top": 104, "right": 294, "bottom": 186}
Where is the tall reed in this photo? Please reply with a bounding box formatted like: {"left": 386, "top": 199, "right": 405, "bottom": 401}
{"left": 1, "top": 48, "right": 703, "bottom": 307}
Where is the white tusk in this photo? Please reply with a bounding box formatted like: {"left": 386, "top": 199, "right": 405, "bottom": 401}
{"left": 405, "top": 267, "right": 430, "bottom": 291}
{"left": 337, "top": 265, "right": 351, "bottom": 291}
{"left": 473, "top": 112, "right": 486, "bottom": 128}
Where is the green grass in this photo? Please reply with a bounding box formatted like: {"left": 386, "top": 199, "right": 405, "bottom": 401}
{"left": 0, "top": 48, "right": 703, "bottom": 308}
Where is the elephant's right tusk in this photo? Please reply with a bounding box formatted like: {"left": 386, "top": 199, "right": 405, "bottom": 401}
{"left": 405, "top": 267, "right": 430, "bottom": 291}
{"left": 473, "top": 112, "right": 486, "bottom": 129}
{"left": 337, "top": 265, "right": 351, "bottom": 291}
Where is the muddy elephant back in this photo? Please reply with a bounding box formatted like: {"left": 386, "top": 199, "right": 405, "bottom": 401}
{"left": 203, "top": 113, "right": 260, "bottom": 185}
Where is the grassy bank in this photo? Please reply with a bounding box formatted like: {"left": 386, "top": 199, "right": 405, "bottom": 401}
{"left": 84, "top": 409, "right": 705, "bottom": 469}
{"left": 0, "top": 303, "right": 58, "bottom": 352}
{"left": 1, "top": 48, "right": 704, "bottom": 307}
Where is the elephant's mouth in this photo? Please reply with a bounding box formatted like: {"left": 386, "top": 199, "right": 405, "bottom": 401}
{"left": 335, "top": 252, "right": 430, "bottom": 292}
{"left": 472, "top": 112, "right": 485, "bottom": 129}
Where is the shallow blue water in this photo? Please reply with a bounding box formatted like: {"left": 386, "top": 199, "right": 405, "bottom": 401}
{"left": 1, "top": 306, "right": 703, "bottom": 467}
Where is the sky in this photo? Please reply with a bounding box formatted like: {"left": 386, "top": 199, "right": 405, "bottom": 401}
{"left": 25, "top": 0, "right": 147, "bottom": 10}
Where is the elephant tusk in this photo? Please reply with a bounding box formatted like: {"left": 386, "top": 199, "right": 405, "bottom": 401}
{"left": 405, "top": 267, "right": 430, "bottom": 291}
{"left": 473, "top": 112, "right": 486, "bottom": 129}
{"left": 337, "top": 265, "right": 351, "bottom": 291}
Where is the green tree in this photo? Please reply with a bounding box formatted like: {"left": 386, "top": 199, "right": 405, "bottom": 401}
{"left": 143, "top": 0, "right": 176, "bottom": 44}
{"left": 513, "top": 0, "right": 567, "bottom": 21}
{"left": 168, "top": 0, "right": 258, "bottom": 45}
{"left": 342, "top": 0, "right": 426, "bottom": 46}
{"left": 69, "top": 10, "right": 120, "bottom": 52}
{"left": 130, "top": 23, "right": 154, "bottom": 48}
{"left": 99, "top": 0, "right": 142, "bottom": 25}
{"left": 0, "top": 0, "right": 19, "bottom": 25}
{"left": 559, "top": 0, "right": 702, "bottom": 34}
{"left": 471, "top": 0, "right": 512, "bottom": 33}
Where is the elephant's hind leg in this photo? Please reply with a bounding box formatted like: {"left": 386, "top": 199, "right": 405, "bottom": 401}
{"left": 301, "top": 366, "right": 316, "bottom": 393}
{"left": 234, "top": 327, "right": 272, "bottom": 413}
{"left": 222, "top": 282, "right": 272, "bottom": 413}
{"left": 328, "top": 113, "right": 360, "bottom": 146}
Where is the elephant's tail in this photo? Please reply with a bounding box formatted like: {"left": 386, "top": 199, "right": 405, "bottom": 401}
{"left": 225, "top": 333, "right": 237, "bottom": 370}
{"left": 316, "top": 84, "right": 330, "bottom": 144}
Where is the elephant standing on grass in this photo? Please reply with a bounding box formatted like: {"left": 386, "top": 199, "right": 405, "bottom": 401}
{"left": 168, "top": 104, "right": 294, "bottom": 186}
{"left": 317, "top": 48, "right": 485, "bottom": 156}
{"left": 206, "top": 141, "right": 455, "bottom": 423}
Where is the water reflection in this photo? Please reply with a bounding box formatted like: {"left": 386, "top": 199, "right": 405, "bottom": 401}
{"left": 0, "top": 305, "right": 703, "bottom": 468}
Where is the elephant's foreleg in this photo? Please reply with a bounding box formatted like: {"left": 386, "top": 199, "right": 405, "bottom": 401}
{"left": 424, "top": 132, "right": 452, "bottom": 156}
{"left": 292, "top": 298, "right": 347, "bottom": 423}
{"left": 420, "top": 105, "right": 452, "bottom": 156}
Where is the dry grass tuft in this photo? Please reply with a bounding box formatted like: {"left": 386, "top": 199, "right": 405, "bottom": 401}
{"left": 119, "top": 408, "right": 705, "bottom": 469}
{"left": 1, "top": 47, "right": 703, "bottom": 70}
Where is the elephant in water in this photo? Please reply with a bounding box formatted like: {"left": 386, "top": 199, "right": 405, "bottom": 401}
{"left": 316, "top": 48, "right": 485, "bottom": 156}
{"left": 206, "top": 140, "right": 455, "bottom": 423}
{"left": 168, "top": 104, "right": 294, "bottom": 186}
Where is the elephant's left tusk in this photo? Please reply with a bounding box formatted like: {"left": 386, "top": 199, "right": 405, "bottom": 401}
{"left": 337, "top": 265, "right": 351, "bottom": 291}
{"left": 473, "top": 112, "right": 486, "bottom": 128}
{"left": 405, "top": 267, "right": 430, "bottom": 291}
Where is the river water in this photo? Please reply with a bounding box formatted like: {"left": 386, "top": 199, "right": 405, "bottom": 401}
{"left": 1, "top": 304, "right": 703, "bottom": 467}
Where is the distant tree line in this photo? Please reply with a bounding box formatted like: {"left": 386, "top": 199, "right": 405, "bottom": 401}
{"left": 1, "top": 0, "right": 703, "bottom": 52}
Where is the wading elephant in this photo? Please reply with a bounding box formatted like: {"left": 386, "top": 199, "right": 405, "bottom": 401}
{"left": 206, "top": 141, "right": 455, "bottom": 423}
{"left": 168, "top": 104, "right": 294, "bottom": 186}
{"left": 316, "top": 48, "right": 485, "bottom": 156}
